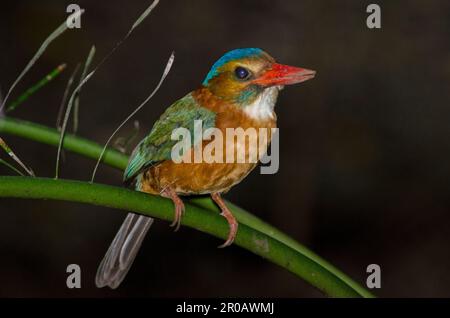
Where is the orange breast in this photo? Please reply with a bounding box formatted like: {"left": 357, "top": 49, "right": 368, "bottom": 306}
{"left": 140, "top": 89, "right": 276, "bottom": 195}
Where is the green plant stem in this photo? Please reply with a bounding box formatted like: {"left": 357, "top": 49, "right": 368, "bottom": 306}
{"left": 0, "top": 176, "right": 356, "bottom": 297}
{"left": 6, "top": 64, "right": 66, "bottom": 113}
{"left": 0, "top": 117, "right": 128, "bottom": 170}
{"left": 0, "top": 116, "right": 374, "bottom": 298}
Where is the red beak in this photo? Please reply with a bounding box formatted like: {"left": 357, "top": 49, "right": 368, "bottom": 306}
{"left": 253, "top": 63, "right": 316, "bottom": 86}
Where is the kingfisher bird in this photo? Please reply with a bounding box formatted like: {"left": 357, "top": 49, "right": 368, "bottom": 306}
{"left": 95, "top": 48, "right": 316, "bottom": 289}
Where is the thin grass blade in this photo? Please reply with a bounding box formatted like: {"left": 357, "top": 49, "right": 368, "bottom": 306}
{"left": 0, "top": 90, "right": 4, "bottom": 119}
{"left": 55, "top": 71, "right": 95, "bottom": 178}
{"left": 126, "top": 0, "right": 159, "bottom": 38}
{"left": 0, "top": 10, "right": 84, "bottom": 112}
{"left": 73, "top": 46, "right": 96, "bottom": 133}
{"left": 57, "top": 63, "right": 81, "bottom": 131}
{"left": 54, "top": 1, "right": 161, "bottom": 177}
{"left": 6, "top": 64, "right": 66, "bottom": 113}
{"left": 0, "top": 158, "right": 25, "bottom": 176}
{"left": 90, "top": 52, "right": 175, "bottom": 182}
{"left": 0, "top": 137, "right": 34, "bottom": 176}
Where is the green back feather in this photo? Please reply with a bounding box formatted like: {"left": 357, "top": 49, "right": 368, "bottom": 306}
{"left": 124, "top": 93, "right": 216, "bottom": 182}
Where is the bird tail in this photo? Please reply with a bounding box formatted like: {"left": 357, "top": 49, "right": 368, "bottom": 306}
{"left": 95, "top": 213, "right": 154, "bottom": 289}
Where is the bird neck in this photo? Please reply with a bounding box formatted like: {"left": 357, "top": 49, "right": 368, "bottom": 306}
{"left": 193, "top": 86, "right": 280, "bottom": 123}
{"left": 242, "top": 86, "right": 280, "bottom": 121}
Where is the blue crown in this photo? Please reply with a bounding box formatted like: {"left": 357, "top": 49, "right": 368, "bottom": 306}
{"left": 203, "top": 48, "right": 263, "bottom": 85}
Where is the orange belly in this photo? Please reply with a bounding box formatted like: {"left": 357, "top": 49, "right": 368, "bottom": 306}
{"left": 140, "top": 160, "right": 257, "bottom": 195}
{"left": 140, "top": 110, "right": 276, "bottom": 195}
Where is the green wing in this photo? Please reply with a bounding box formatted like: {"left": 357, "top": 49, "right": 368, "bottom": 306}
{"left": 124, "top": 93, "right": 216, "bottom": 182}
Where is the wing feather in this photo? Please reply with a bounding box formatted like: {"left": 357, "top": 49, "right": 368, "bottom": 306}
{"left": 124, "top": 93, "right": 216, "bottom": 182}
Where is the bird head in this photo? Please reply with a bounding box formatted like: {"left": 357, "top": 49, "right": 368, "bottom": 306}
{"left": 202, "top": 48, "right": 316, "bottom": 109}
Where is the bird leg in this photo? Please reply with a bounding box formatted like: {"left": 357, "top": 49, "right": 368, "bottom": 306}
{"left": 161, "top": 186, "right": 185, "bottom": 232}
{"left": 211, "top": 193, "right": 238, "bottom": 248}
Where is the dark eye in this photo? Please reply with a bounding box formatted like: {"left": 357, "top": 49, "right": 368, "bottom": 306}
{"left": 235, "top": 67, "right": 250, "bottom": 80}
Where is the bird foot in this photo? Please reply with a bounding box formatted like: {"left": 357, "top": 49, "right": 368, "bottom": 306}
{"left": 218, "top": 210, "right": 238, "bottom": 248}
{"left": 211, "top": 193, "right": 238, "bottom": 248}
{"left": 162, "top": 187, "right": 185, "bottom": 232}
{"left": 170, "top": 197, "right": 185, "bottom": 232}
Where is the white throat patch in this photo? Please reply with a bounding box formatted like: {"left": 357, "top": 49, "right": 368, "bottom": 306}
{"left": 243, "top": 86, "right": 282, "bottom": 121}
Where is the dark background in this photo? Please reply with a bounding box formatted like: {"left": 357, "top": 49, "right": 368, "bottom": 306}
{"left": 1, "top": 0, "right": 450, "bottom": 297}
